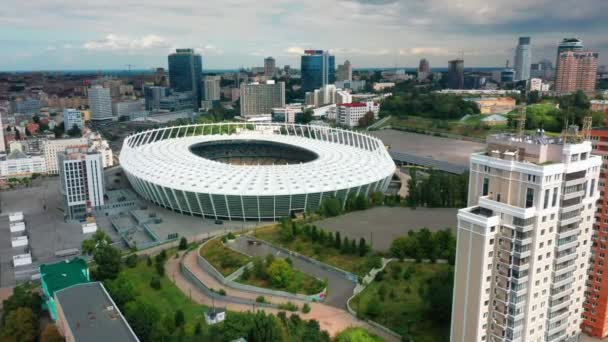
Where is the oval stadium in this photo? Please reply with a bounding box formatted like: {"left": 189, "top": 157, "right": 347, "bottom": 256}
{"left": 120, "top": 123, "right": 396, "bottom": 221}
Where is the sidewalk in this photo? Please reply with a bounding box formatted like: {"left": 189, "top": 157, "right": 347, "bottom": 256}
{"left": 168, "top": 250, "right": 399, "bottom": 340}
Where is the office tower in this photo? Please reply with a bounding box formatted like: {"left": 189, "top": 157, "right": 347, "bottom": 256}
{"left": 202, "top": 75, "right": 221, "bottom": 101}
{"left": 514, "top": 37, "right": 532, "bottom": 81}
{"left": 168, "top": 48, "right": 203, "bottom": 110}
{"left": 418, "top": 59, "right": 430, "bottom": 80}
{"left": 555, "top": 50, "right": 599, "bottom": 95}
{"left": 58, "top": 149, "right": 105, "bottom": 220}
{"left": 240, "top": 81, "right": 285, "bottom": 117}
{"left": 337, "top": 60, "right": 353, "bottom": 81}
{"left": 451, "top": 131, "right": 600, "bottom": 342}
{"left": 583, "top": 129, "right": 608, "bottom": 337}
{"left": 447, "top": 59, "right": 464, "bottom": 89}
{"left": 556, "top": 38, "right": 584, "bottom": 72}
{"left": 63, "top": 109, "right": 84, "bottom": 131}
{"left": 301, "top": 50, "right": 335, "bottom": 93}
{"left": 144, "top": 85, "right": 170, "bottom": 111}
{"left": 264, "top": 57, "right": 276, "bottom": 76}
{"left": 87, "top": 86, "right": 112, "bottom": 121}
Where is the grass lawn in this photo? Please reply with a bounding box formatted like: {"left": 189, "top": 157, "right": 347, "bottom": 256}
{"left": 386, "top": 115, "right": 509, "bottom": 140}
{"left": 254, "top": 225, "right": 381, "bottom": 277}
{"left": 350, "top": 261, "right": 452, "bottom": 342}
{"left": 120, "top": 258, "right": 206, "bottom": 333}
{"left": 199, "top": 238, "right": 251, "bottom": 276}
{"left": 236, "top": 268, "right": 326, "bottom": 295}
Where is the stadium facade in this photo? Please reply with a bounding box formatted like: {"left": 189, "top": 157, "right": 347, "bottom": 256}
{"left": 120, "top": 123, "right": 395, "bottom": 221}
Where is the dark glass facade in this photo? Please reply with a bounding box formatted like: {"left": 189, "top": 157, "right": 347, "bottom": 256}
{"left": 301, "top": 51, "right": 335, "bottom": 93}
{"left": 447, "top": 59, "right": 464, "bottom": 89}
{"left": 168, "top": 49, "right": 203, "bottom": 110}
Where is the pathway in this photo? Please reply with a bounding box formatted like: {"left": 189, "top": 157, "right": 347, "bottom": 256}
{"left": 167, "top": 250, "right": 399, "bottom": 341}
{"left": 228, "top": 236, "right": 356, "bottom": 307}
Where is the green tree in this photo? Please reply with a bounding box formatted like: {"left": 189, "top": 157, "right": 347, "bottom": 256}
{"left": 341, "top": 236, "right": 350, "bottom": 254}
{"left": 371, "top": 191, "right": 384, "bottom": 205}
{"left": 81, "top": 230, "right": 112, "bottom": 255}
{"left": 422, "top": 269, "right": 454, "bottom": 323}
{"left": 267, "top": 258, "right": 295, "bottom": 288}
{"left": 354, "top": 194, "right": 369, "bottom": 210}
{"left": 94, "top": 244, "right": 122, "bottom": 281}
{"left": 320, "top": 197, "right": 342, "bottom": 217}
{"left": 247, "top": 311, "right": 283, "bottom": 342}
{"left": 334, "top": 231, "right": 342, "bottom": 249}
{"left": 174, "top": 309, "right": 185, "bottom": 328}
{"left": 2, "top": 307, "right": 38, "bottom": 342}
{"left": 358, "top": 238, "right": 368, "bottom": 256}
{"left": 67, "top": 124, "right": 82, "bottom": 137}
{"left": 124, "top": 300, "right": 160, "bottom": 341}
{"left": 178, "top": 237, "right": 188, "bottom": 250}
{"left": 14, "top": 128, "right": 21, "bottom": 140}
{"left": 1, "top": 283, "right": 41, "bottom": 325}
{"left": 104, "top": 275, "right": 135, "bottom": 309}
{"left": 297, "top": 109, "right": 314, "bottom": 124}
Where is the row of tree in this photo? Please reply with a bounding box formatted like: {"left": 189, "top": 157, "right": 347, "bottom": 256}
{"left": 279, "top": 219, "right": 370, "bottom": 257}
{"left": 406, "top": 169, "right": 468, "bottom": 208}
{"left": 390, "top": 228, "right": 456, "bottom": 265}
{"left": 379, "top": 91, "right": 480, "bottom": 120}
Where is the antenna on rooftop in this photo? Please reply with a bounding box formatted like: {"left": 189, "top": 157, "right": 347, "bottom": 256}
{"left": 516, "top": 107, "right": 526, "bottom": 138}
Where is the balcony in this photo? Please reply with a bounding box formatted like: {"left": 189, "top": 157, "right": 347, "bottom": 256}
{"left": 553, "top": 264, "right": 577, "bottom": 277}
{"left": 555, "top": 250, "right": 578, "bottom": 264}
{"left": 555, "top": 240, "right": 579, "bottom": 252}
{"left": 458, "top": 205, "right": 500, "bottom": 228}
{"left": 548, "top": 310, "right": 569, "bottom": 324}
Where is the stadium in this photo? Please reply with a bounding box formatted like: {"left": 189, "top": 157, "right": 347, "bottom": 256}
{"left": 120, "top": 122, "right": 396, "bottom": 221}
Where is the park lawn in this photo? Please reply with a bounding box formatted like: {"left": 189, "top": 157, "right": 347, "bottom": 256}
{"left": 120, "top": 259, "right": 206, "bottom": 334}
{"left": 236, "top": 268, "right": 325, "bottom": 295}
{"left": 199, "top": 238, "right": 251, "bottom": 276}
{"left": 386, "top": 115, "right": 508, "bottom": 140}
{"left": 254, "top": 225, "right": 379, "bottom": 277}
{"left": 350, "top": 261, "right": 452, "bottom": 342}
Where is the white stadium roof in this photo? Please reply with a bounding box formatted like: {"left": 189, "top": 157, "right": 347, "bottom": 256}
{"left": 120, "top": 124, "right": 395, "bottom": 197}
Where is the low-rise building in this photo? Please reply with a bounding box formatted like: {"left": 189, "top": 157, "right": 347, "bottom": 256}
{"left": 591, "top": 100, "right": 608, "bottom": 113}
{"left": 481, "top": 114, "right": 508, "bottom": 126}
{"left": 372, "top": 82, "right": 395, "bottom": 92}
{"left": 40, "top": 258, "right": 90, "bottom": 320}
{"left": 55, "top": 282, "right": 139, "bottom": 342}
{"left": 0, "top": 150, "right": 46, "bottom": 179}
{"left": 336, "top": 102, "right": 380, "bottom": 127}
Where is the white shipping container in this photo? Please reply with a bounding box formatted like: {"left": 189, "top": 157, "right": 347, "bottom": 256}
{"left": 13, "top": 253, "right": 32, "bottom": 267}
{"left": 9, "top": 222, "right": 26, "bottom": 233}
{"left": 11, "top": 236, "right": 28, "bottom": 248}
{"left": 82, "top": 222, "right": 98, "bottom": 234}
{"left": 9, "top": 212, "right": 24, "bottom": 223}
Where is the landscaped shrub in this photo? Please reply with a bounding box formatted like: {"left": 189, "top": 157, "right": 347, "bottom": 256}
{"left": 178, "top": 237, "right": 188, "bottom": 250}
{"left": 256, "top": 296, "right": 266, "bottom": 303}
{"left": 302, "top": 303, "right": 311, "bottom": 314}
{"left": 125, "top": 254, "right": 138, "bottom": 268}
{"left": 150, "top": 277, "right": 161, "bottom": 290}
{"left": 278, "top": 301, "right": 298, "bottom": 312}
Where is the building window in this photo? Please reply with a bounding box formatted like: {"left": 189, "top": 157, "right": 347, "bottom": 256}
{"left": 526, "top": 188, "right": 534, "bottom": 208}
{"left": 543, "top": 189, "right": 550, "bottom": 209}
{"left": 591, "top": 179, "right": 596, "bottom": 197}
{"left": 552, "top": 187, "right": 558, "bottom": 207}
{"left": 483, "top": 177, "right": 489, "bottom": 196}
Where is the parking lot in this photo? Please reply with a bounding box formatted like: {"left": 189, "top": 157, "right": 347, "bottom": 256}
{"left": 314, "top": 206, "right": 457, "bottom": 252}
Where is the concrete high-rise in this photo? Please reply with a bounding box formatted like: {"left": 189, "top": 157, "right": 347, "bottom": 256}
{"left": 451, "top": 131, "right": 600, "bottom": 342}
{"left": 555, "top": 50, "right": 599, "bottom": 95}
{"left": 168, "top": 49, "right": 203, "bottom": 110}
{"left": 447, "top": 59, "right": 464, "bottom": 89}
{"left": 301, "top": 50, "right": 335, "bottom": 93}
{"left": 202, "top": 75, "right": 221, "bottom": 101}
{"left": 63, "top": 109, "right": 84, "bottom": 131}
{"left": 337, "top": 60, "right": 353, "bottom": 82}
{"left": 583, "top": 129, "right": 608, "bottom": 337}
{"left": 418, "top": 58, "right": 430, "bottom": 80}
{"left": 58, "top": 149, "right": 105, "bottom": 220}
{"left": 0, "top": 116, "right": 5, "bottom": 154}
{"left": 264, "top": 57, "right": 276, "bottom": 77}
{"left": 240, "top": 81, "right": 285, "bottom": 117}
{"left": 515, "top": 37, "right": 532, "bottom": 81}
{"left": 87, "top": 86, "right": 112, "bottom": 121}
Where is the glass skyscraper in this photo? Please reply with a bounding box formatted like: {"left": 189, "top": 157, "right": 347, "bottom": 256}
{"left": 514, "top": 36, "right": 531, "bottom": 81}
{"left": 168, "top": 49, "right": 203, "bottom": 110}
{"left": 300, "top": 50, "right": 335, "bottom": 93}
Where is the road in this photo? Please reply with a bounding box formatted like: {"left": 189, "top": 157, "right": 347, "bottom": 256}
{"left": 229, "top": 236, "right": 356, "bottom": 308}
{"left": 169, "top": 249, "right": 398, "bottom": 340}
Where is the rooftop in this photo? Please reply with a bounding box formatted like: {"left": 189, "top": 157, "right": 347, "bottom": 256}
{"left": 54, "top": 282, "right": 139, "bottom": 342}
{"left": 40, "top": 258, "right": 89, "bottom": 297}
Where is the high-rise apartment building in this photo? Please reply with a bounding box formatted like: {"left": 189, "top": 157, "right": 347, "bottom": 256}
{"left": 0, "top": 115, "right": 6, "bottom": 154}
{"left": 556, "top": 38, "right": 584, "bottom": 72}
{"left": 337, "top": 60, "right": 353, "bottom": 82}
{"left": 87, "top": 86, "right": 112, "bottom": 121}
{"left": 583, "top": 129, "right": 608, "bottom": 337}
{"left": 43, "top": 138, "right": 88, "bottom": 175}
{"left": 58, "top": 149, "right": 105, "bottom": 220}
{"left": 202, "top": 75, "right": 221, "bottom": 101}
{"left": 447, "top": 59, "right": 464, "bottom": 89}
{"left": 418, "top": 59, "right": 431, "bottom": 80}
{"left": 264, "top": 57, "right": 276, "bottom": 76}
{"left": 168, "top": 49, "right": 203, "bottom": 110}
{"left": 63, "top": 109, "right": 84, "bottom": 131}
{"left": 301, "top": 50, "right": 335, "bottom": 93}
{"left": 515, "top": 37, "right": 532, "bottom": 81}
{"left": 240, "top": 81, "right": 285, "bottom": 117}
{"left": 555, "top": 50, "right": 599, "bottom": 95}
{"left": 451, "top": 131, "right": 600, "bottom": 342}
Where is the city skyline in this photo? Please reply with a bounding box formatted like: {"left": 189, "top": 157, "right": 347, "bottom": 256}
{"left": 2, "top": 0, "right": 608, "bottom": 71}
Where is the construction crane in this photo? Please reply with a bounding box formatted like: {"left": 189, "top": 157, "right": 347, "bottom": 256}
{"left": 582, "top": 116, "right": 592, "bottom": 141}
{"left": 124, "top": 64, "right": 134, "bottom": 73}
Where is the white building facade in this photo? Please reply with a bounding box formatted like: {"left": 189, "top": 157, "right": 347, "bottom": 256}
{"left": 451, "top": 133, "right": 600, "bottom": 342}
{"left": 336, "top": 102, "right": 380, "bottom": 127}
{"left": 58, "top": 150, "right": 105, "bottom": 219}
{"left": 88, "top": 86, "right": 113, "bottom": 121}
{"left": 43, "top": 138, "right": 88, "bottom": 175}
{"left": 63, "top": 109, "right": 85, "bottom": 131}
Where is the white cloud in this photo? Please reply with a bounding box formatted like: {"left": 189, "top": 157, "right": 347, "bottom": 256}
{"left": 284, "top": 46, "right": 305, "bottom": 55}
{"left": 399, "top": 47, "right": 451, "bottom": 56}
{"left": 83, "top": 34, "right": 169, "bottom": 50}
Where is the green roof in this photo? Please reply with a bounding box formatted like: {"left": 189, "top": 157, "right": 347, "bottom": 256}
{"left": 40, "top": 258, "right": 89, "bottom": 297}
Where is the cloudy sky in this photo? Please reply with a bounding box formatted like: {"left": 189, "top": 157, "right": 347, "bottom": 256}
{"left": 1, "top": 0, "right": 607, "bottom": 71}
